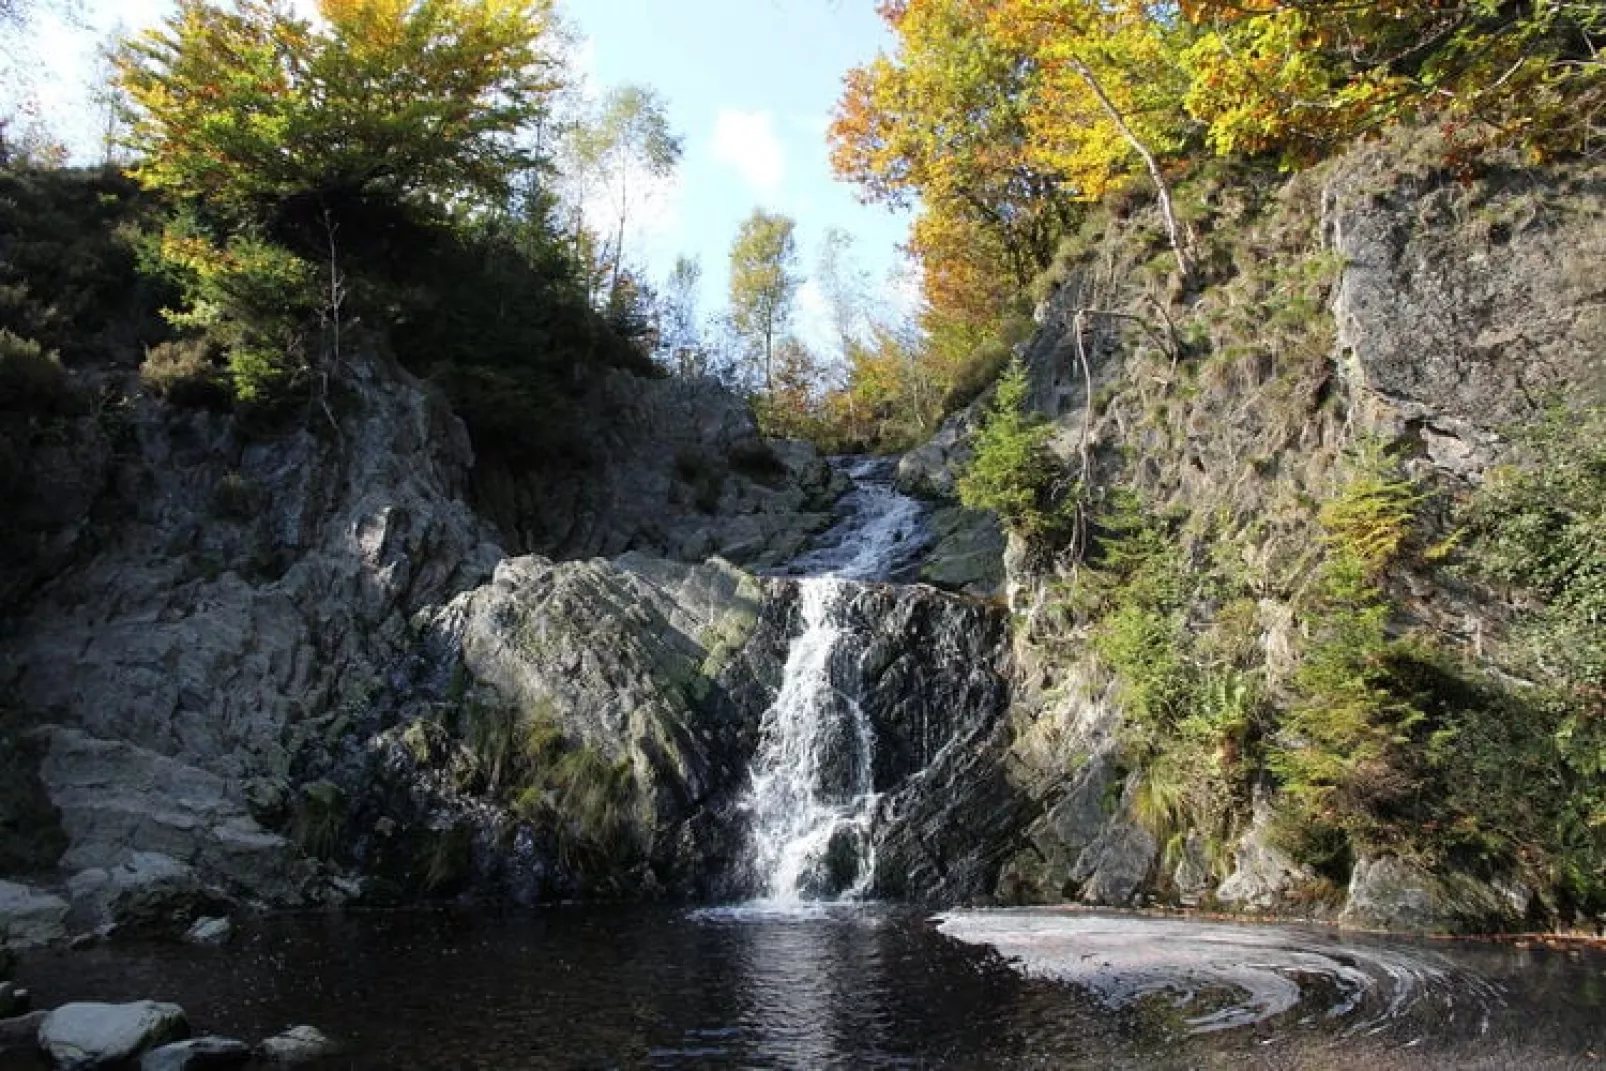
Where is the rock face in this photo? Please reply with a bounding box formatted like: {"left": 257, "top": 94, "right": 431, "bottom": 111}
{"left": 1325, "top": 144, "right": 1606, "bottom": 475}
{"left": 0, "top": 880, "right": 68, "bottom": 948}
{"left": 896, "top": 137, "right": 1606, "bottom": 931}
{"left": 0, "top": 343, "right": 846, "bottom": 905}
{"left": 477, "top": 370, "right": 844, "bottom": 567}
{"left": 1339, "top": 855, "right": 1533, "bottom": 934}
{"left": 339, "top": 552, "right": 790, "bottom": 901}
{"left": 39, "top": 1001, "right": 189, "bottom": 1069}
{"left": 1, "top": 354, "right": 502, "bottom": 903}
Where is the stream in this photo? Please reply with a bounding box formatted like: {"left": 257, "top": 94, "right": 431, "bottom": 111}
{"left": 8, "top": 457, "right": 1606, "bottom": 1068}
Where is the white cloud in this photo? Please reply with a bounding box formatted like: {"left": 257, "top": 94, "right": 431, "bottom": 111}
{"left": 711, "top": 109, "right": 785, "bottom": 197}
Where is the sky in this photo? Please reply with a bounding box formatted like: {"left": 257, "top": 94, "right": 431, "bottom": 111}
{"left": 561, "top": 0, "right": 914, "bottom": 349}
{"left": 5, "top": 0, "right": 915, "bottom": 358}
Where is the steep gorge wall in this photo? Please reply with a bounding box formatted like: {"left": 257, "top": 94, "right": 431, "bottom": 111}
{"left": 0, "top": 333, "right": 845, "bottom": 916}
{"left": 904, "top": 133, "right": 1606, "bottom": 930}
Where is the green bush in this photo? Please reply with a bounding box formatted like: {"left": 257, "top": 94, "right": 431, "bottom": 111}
{"left": 1272, "top": 445, "right": 1429, "bottom": 855}
{"left": 957, "top": 356, "right": 1068, "bottom": 543}
{"left": 1462, "top": 406, "right": 1606, "bottom": 694}
{"left": 1458, "top": 405, "right": 1606, "bottom": 908}
{"left": 151, "top": 218, "right": 319, "bottom": 405}
{"left": 1075, "top": 492, "right": 1257, "bottom": 854}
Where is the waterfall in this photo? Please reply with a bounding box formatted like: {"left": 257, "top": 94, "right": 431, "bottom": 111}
{"left": 741, "top": 458, "right": 928, "bottom": 903}
{"left": 744, "top": 579, "right": 878, "bottom": 901}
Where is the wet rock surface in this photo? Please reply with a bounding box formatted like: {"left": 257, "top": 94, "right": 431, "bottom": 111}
{"left": 257, "top": 1024, "right": 338, "bottom": 1064}
{"left": 0, "top": 881, "right": 68, "bottom": 949}
{"left": 39, "top": 1000, "right": 189, "bottom": 1069}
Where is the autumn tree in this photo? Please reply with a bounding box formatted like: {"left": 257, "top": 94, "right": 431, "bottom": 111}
{"left": 831, "top": 0, "right": 1078, "bottom": 299}
{"left": 113, "top": 0, "right": 573, "bottom": 404}
{"left": 1180, "top": 1, "right": 1605, "bottom": 161}
{"left": 117, "top": 0, "right": 561, "bottom": 222}
{"left": 728, "top": 208, "right": 800, "bottom": 395}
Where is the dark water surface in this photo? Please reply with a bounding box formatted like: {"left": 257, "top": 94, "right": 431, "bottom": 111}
{"left": 11, "top": 905, "right": 1606, "bottom": 1069}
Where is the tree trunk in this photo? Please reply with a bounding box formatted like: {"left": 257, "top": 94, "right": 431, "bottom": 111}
{"left": 1068, "top": 56, "right": 1194, "bottom": 286}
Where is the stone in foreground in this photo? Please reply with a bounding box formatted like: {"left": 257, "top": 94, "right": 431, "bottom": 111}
{"left": 182, "top": 917, "right": 233, "bottom": 946}
{"left": 39, "top": 1001, "right": 188, "bottom": 1068}
{"left": 258, "top": 1024, "right": 338, "bottom": 1064}
{"left": 139, "top": 1036, "right": 252, "bottom": 1071}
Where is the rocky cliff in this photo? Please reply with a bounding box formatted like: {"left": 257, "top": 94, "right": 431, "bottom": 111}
{"left": 0, "top": 326, "right": 852, "bottom": 928}
{"left": 901, "top": 131, "right": 1606, "bottom": 932}
{"left": 3, "top": 132, "right": 1600, "bottom": 940}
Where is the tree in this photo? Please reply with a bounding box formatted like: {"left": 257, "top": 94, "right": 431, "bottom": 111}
{"left": 830, "top": 0, "right": 1077, "bottom": 288}
{"left": 1178, "top": 1, "right": 1606, "bottom": 161}
{"left": 112, "top": 0, "right": 568, "bottom": 404}
{"left": 115, "top": 0, "right": 562, "bottom": 222}
{"left": 728, "top": 208, "right": 799, "bottom": 395}
{"left": 562, "top": 84, "right": 681, "bottom": 303}
{"left": 957, "top": 355, "right": 1061, "bottom": 541}
{"left": 987, "top": 0, "right": 1196, "bottom": 278}
{"left": 657, "top": 254, "right": 705, "bottom": 376}
{"left": 815, "top": 227, "right": 870, "bottom": 368}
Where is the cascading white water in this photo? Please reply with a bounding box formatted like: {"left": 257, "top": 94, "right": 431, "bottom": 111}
{"left": 741, "top": 458, "right": 929, "bottom": 903}
{"left": 744, "top": 578, "right": 878, "bottom": 902}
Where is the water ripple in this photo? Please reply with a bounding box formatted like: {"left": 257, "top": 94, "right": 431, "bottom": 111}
{"left": 936, "top": 909, "right": 1505, "bottom": 1037}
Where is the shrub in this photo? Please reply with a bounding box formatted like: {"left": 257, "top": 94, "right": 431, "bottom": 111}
{"left": 0, "top": 330, "right": 75, "bottom": 415}
{"left": 140, "top": 337, "right": 229, "bottom": 407}
{"left": 957, "top": 356, "right": 1068, "bottom": 543}
{"left": 1462, "top": 405, "right": 1606, "bottom": 695}
{"left": 1271, "top": 445, "right": 1427, "bottom": 854}
{"left": 154, "top": 220, "right": 318, "bottom": 405}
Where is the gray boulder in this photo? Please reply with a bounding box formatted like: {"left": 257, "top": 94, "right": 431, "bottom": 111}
{"left": 39, "top": 1001, "right": 188, "bottom": 1069}
{"left": 0, "top": 880, "right": 68, "bottom": 948}
{"left": 1214, "top": 802, "right": 1315, "bottom": 913}
{"left": 182, "top": 917, "right": 232, "bottom": 946}
{"left": 917, "top": 506, "right": 1005, "bottom": 598}
{"left": 1339, "top": 854, "right": 1528, "bottom": 934}
{"left": 67, "top": 853, "right": 221, "bottom": 932}
{"left": 897, "top": 405, "right": 982, "bottom": 498}
{"left": 139, "top": 1036, "right": 251, "bottom": 1071}
{"left": 258, "top": 1025, "right": 338, "bottom": 1064}
{"left": 43, "top": 729, "right": 307, "bottom": 910}
{"left": 1070, "top": 820, "right": 1157, "bottom": 906}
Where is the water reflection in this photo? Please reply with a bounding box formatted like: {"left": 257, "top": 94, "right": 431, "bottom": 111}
{"left": 8, "top": 906, "right": 1605, "bottom": 1069}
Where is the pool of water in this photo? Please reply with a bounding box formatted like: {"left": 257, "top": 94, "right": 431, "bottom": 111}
{"left": 9, "top": 906, "right": 1605, "bottom": 1069}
